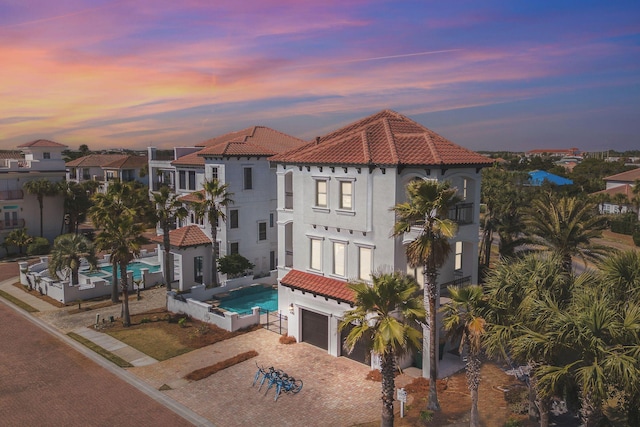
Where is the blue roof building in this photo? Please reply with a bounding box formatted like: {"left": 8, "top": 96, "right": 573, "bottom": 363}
{"left": 528, "top": 170, "right": 573, "bottom": 186}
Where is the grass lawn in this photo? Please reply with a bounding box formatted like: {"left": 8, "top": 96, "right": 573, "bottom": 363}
{"left": 103, "top": 308, "right": 259, "bottom": 361}
{"left": 0, "top": 289, "right": 39, "bottom": 312}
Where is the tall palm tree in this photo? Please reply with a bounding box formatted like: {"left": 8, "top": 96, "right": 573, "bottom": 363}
{"left": 57, "top": 180, "right": 93, "bottom": 234}
{"left": 340, "top": 272, "right": 425, "bottom": 427}
{"left": 49, "top": 234, "right": 97, "bottom": 285}
{"left": 392, "top": 179, "right": 459, "bottom": 411}
{"left": 151, "top": 186, "right": 187, "bottom": 290}
{"left": 193, "top": 179, "right": 234, "bottom": 287}
{"left": 523, "top": 193, "right": 608, "bottom": 272}
{"left": 441, "top": 285, "right": 486, "bottom": 427}
{"left": 94, "top": 215, "right": 146, "bottom": 327}
{"left": 23, "top": 178, "right": 57, "bottom": 237}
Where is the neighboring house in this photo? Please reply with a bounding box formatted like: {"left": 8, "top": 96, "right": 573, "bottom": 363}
{"left": 270, "top": 110, "right": 492, "bottom": 371}
{"left": 148, "top": 126, "right": 306, "bottom": 291}
{"left": 66, "top": 154, "right": 148, "bottom": 192}
{"left": 0, "top": 140, "right": 67, "bottom": 254}
{"left": 528, "top": 169, "right": 573, "bottom": 186}
{"left": 526, "top": 147, "right": 580, "bottom": 157}
{"left": 593, "top": 167, "right": 640, "bottom": 215}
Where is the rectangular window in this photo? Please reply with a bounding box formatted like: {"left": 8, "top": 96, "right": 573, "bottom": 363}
{"left": 178, "top": 171, "right": 186, "bottom": 189}
{"left": 339, "top": 181, "right": 352, "bottom": 210}
{"left": 269, "top": 213, "right": 274, "bottom": 228}
{"left": 230, "top": 209, "right": 238, "bottom": 229}
{"left": 194, "top": 256, "right": 203, "bottom": 283}
{"left": 455, "top": 241, "right": 463, "bottom": 271}
{"left": 243, "top": 167, "right": 253, "bottom": 190}
{"left": 258, "top": 222, "right": 267, "bottom": 241}
{"left": 310, "top": 239, "right": 322, "bottom": 271}
{"left": 359, "top": 246, "right": 372, "bottom": 280}
{"left": 230, "top": 242, "right": 239, "bottom": 255}
{"left": 316, "top": 180, "right": 327, "bottom": 207}
{"left": 270, "top": 251, "right": 276, "bottom": 271}
{"left": 462, "top": 178, "right": 468, "bottom": 200}
{"left": 82, "top": 168, "right": 90, "bottom": 180}
{"left": 43, "top": 152, "right": 50, "bottom": 159}
{"left": 211, "top": 167, "right": 218, "bottom": 180}
{"left": 333, "top": 241, "right": 346, "bottom": 277}
{"left": 188, "top": 171, "right": 196, "bottom": 190}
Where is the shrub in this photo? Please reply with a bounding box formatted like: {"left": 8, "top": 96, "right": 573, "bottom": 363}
{"left": 504, "top": 417, "right": 522, "bottom": 427}
{"left": 178, "top": 317, "right": 187, "bottom": 328}
{"left": 633, "top": 228, "right": 640, "bottom": 247}
{"left": 420, "top": 410, "right": 434, "bottom": 422}
{"left": 279, "top": 333, "right": 297, "bottom": 344}
{"left": 27, "top": 237, "right": 50, "bottom": 256}
{"left": 217, "top": 253, "right": 254, "bottom": 277}
{"left": 504, "top": 386, "right": 529, "bottom": 415}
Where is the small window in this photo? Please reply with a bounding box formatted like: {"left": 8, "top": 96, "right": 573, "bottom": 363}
{"left": 179, "top": 171, "right": 186, "bottom": 189}
{"left": 333, "top": 241, "right": 346, "bottom": 277}
{"left": 462, "top": 178, "right": 468, "bottom": 200}
{"left": 244, "top": 167, "right": 253, "bottom": 190}
{"left": 359, "top": 246, "right": 372, "bottom": 280}
{"left": 230, "top": 242, "right": 239, "bottom": 255}
{"left": 339, "top": 181, "right": 352, "bottom": 210}
{"left": 43, "top": 152, "right": 50, "bottom": 159}
{"left": 188, "top": 171, "right": 196, "bottom": 190}
{"left": 230, "top": 209, "right": 239, "bottom": 229}
{"left": 211, "top": 167, "right": 218, "bottom": 180}
{"left": 82, "top": 168, "right": 90, "bottom": 180}
{"left": 269, "top": 213, "right": 274, "bottom": 228}
{"left": 316, "top": 180, "right": 328, "bottom": 207}
{"left": 455, "top": 241, "right": 463, "bottom": 271}
{"left": 258, "top": 222, "right": 267, "bottom": 241}
{"left": 310, "top": 239, "right": 322, "bottom": 271}
{"left": 270, "top": 251, "right": 276, "bottom": 271}
{"left": 194, "top": 256, "right": 203, "bottom": 283}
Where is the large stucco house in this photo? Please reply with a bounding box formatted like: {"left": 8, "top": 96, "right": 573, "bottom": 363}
{"left": 148, "top": 127, "right": 305, "bottom": 291}
{"left": 66, "top": 153, "right": 148, "bottom": 192}
{"left": 0, "top": 140, "right": 67, "bottom": 255}
{"left": 593, "top": 167, "right": 640, "bottom": 215}
{"left": 270, "top": 110, "right": 492, "bottom": 373}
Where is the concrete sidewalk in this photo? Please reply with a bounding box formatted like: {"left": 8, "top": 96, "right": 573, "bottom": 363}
{"left": 0, "top": 277, "right": 61, "bottom": 312}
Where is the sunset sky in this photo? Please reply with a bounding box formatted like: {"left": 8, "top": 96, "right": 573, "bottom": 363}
{"left": 1, "top": 1, "right": 639, "bottom": 152}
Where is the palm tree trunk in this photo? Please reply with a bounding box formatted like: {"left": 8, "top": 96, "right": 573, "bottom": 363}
{"left": 536, "top": 395, "right": 550, "bottom": 427}
{"left": 120, "top": 263, "right": 130, "bottom": 327}
{"left": 71, "top": 268, "right": 79, "bottom": 286}
{"left": 162, "top": 227, "right": 172, "bottom": 291}
{"left": 111, "top": 258, "right": 119, "bottom": 303}
{"left": 425, "top": 269, "right": 440, "bottom": 411}
{"left": 380, "top": 349, "right": 396, "bottom": 427}
{"left": 467, "top": 355, "right": 481, "bottom": 427}
{"left": 210, "top": 224, "right": 219, "bottom": 287}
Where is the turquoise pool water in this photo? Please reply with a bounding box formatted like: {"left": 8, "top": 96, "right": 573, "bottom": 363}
{"left": 219, "top": 288, "right": 278, "bottom": 315}
{"left": 82, "top": 261, "right": 160, "bottom": 280}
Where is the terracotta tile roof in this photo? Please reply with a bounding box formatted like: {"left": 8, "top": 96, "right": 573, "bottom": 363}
{"left": 593, "top": 184, "right": 634, "bottom": 197}
{"left": 102, "top": 155, "right": 147, "bottom": 169}
{"left": 197, "top": 126, "right": 305, "bottom": 158}
{"left": 66, "top": 154, "right": 129, "bottom": 167}
{"left": 171, "top": 151, "right": 204, "bottom": 167}
{"left": 177, "top": 189, "right": 205, "bottom": 203}
{"left": 150, "top": 225, "right": 211, "bottom": 248}
{"left": 604, "top": 168, "right": 640, "bottom": 183}
{"left": 17, "top": 139, "right": 67, "bottom": 148}
{"left": 0, "top": 151, "right": 23, "bottom": 160}
{"left": 280, "top": 270, "right": 354, "bottom": 304}
{"left": 270, "top": 110, "right": 492, "bottom": 167}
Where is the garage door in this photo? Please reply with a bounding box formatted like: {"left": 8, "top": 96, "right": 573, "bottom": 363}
{"left": 301, "top": 309, "right": 328, "bottom": 350}
{"left": 340, "top": 323, "right": 370, "bottom": 365}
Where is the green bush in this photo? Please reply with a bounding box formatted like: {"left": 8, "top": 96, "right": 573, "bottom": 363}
{"left": 504, "top": 386, "right": 529, "bottom": 415}
{"left": 633, "top": 229, "right": 640, "bottom": 247}
{"left": 217, "top": 253, "right": 254, "bottom": 277}
{"left": 504, "top": 417, "right": 522, "bottom": 427}
{"left": 27, "top": 237, "right": 50, "bottom": 256}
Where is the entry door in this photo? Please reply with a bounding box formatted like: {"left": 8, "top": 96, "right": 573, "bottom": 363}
{"left": 301, "top": 309, "right": 328, "bottom": 350}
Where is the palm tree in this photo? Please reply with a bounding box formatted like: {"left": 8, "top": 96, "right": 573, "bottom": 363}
{"left": 94, "top": 215, "right": 146, "bottom": 327}
{"left": 441, "top": 285, "right": 486, "bottom": 427}
{"left": 49, "top": 234, "right": 97, "bottom": 285}
{"left": 340, "top": 272, "right": 425, "bottom": 427}
{"left": 57, "top": 180, "right": 93, "bottom": 234}
{"left": 23, "top": 178, "right": 57, "bottom": 237}
{"left": 151, "top": 186, "right": 187, "bottom": 290}
{"left": 5, "top": 228, "right": 33, "bottom": 255}
{"left": 193, "top": 179, "right": 234, "bottom": 287}
{"left": 392, "top": 179, "right": 459, "bottom": 411}
{"left": 611, "top": 192, "right": 629, "bottom": 214}
{"left": 523, "top": 193, "right": 608, "bottom": 272}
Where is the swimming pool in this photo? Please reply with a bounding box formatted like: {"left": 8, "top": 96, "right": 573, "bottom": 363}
{"left": 218, "top": 287, "right": 278, "bottom": 315}
{"left": 81, "top": 261, "right": 161, "bottom": 280}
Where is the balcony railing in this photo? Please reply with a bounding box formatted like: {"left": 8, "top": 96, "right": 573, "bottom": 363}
{"left": 0, "top": 219, "right": 26, "bottom": 231}
{"left": 440, "top": 275, "right": 472, "bottom": 298}
{"left": 448, "top": 202, "right": 474, "bottom": 225}
{"left": 152, "top": 182, "right": 175, "bottom": 192}
{"left": 0, "top": 190, "right": 24, "bottom": 201}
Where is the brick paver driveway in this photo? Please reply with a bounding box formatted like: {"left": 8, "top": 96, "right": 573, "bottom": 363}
{"left": 0, "top": 301, "right": 194, "bottom": 427}
{"left": 130, "top": 328, "right": 381, "bottom": 427}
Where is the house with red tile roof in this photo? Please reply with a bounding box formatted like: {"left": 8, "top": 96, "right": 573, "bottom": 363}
{"left": 147, "top": 127, "right": 305, "bottom": 291}
{"left": 271, "top": 110, "right": 492, "bottom": 373}
{"left": 592, "top": 167, "right": 640, "bottom": 215}
{"left": 66, "top": 154, "right": 148, "bottom": 192}
{"left": 0, "top": 140, "right": 67, "bottom": 255}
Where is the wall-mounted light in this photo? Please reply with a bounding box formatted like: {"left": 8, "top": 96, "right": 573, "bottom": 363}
{"left": 288, "top": 303, "right": 295, "bottom": 315}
